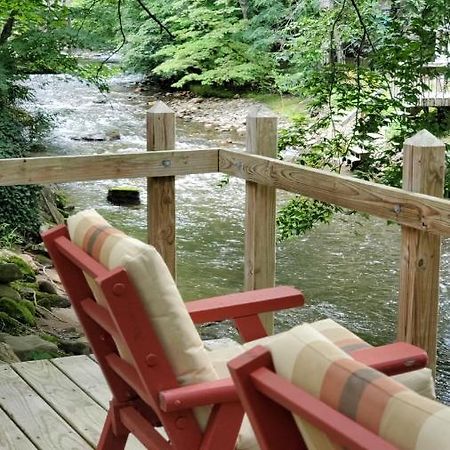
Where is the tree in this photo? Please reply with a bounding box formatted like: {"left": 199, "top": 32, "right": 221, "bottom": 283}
{"left": 0, "top": 0, "right": 79, "bottom": 241}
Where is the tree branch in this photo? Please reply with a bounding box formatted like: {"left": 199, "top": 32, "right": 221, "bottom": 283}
{"left": 0, "top": 11, "right": 17, "bottom": 45}
{"left": 135, "top": 0, "right": 174, "bottom": 39}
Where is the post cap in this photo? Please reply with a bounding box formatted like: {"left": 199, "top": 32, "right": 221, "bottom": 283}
{"left": 404, "top": 129, "right": 445, "bottom": 148}
{"left": 148, "top": 100, "right": 174, "bottom": 114}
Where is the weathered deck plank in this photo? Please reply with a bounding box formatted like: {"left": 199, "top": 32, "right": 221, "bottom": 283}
{"left": 0, "top": 365, "right": 91, "bottom": 450}
{"left": 52, "top": 355, "right": 111, "bottom": 409}
{"left": 12, "top": 360, "right": 107, "bottom": 448}
{"left": 0, "top": 407, "right": 37, "bottom": 450}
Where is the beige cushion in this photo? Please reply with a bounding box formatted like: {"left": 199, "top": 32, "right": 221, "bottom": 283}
{"left": 67, "top": 210, "right": 218, "bottom": 425}
{"left": 67, "top": 210, "right": 262, "bottom": 449}
{"left": 309, "top": 319, "right": 435, "bottom": 399}
{"left": 264, "top": 324, "right": 450, "bottom": 450}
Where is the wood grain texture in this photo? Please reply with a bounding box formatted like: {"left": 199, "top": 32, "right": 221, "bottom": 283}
{"left": 397, "top": 130, "right": 446, "bottom": 373}
{"left": 0, "top": 149, "right": 219, "bottom": 186}
{"left": 0, "top": 365, "right": 91, "bottom": 450}
{"left": 50, "top": 358, "right": 147, "bottom": 450}
{"left": 12, "top": 360, "right": 107, "bottom": 448}
{"left": 0, "top": 407, "right": 37, "bottom": 450}
{"left": 147, "top": 102, "right": 177, "bottom": 279}
{"left": 51, "top": 356, "right": 111, "bottom": 409}
{"left": 219, "top": 149, "right": 450, "bottom": 236}
{"left": 245, "top": 107, "right": 277, "bottom": 334}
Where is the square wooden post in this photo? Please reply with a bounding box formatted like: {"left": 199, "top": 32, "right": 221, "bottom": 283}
{"left": 147, "top": 101, "right": 176, "bottom": 279}
{"left": 397, "top": 130, "right": 446, "bottom": 373}
{"left": 245, "top": 107, "right": 277, "bottom": 334}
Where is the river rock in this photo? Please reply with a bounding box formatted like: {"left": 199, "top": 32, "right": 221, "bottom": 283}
{"left": 0, "top": 285, "right": 21, "bottom": 301}
{"left": 0, "top": 342, "right": 20, "bottom": 364}
{"left": 0, "top": 334, "right": 58, "bottom": 360}
{"left": 107, "top": 186, "right": 141, "bottom": 205}
{"left": 38, "top": 279, "right": 58, "bottom": 295}
{"left": 106, "top": 130, "right": 121, "bottom": 141}
{"left": 0, "top": 263, "right": 23, "bottom": 283}
{"left": 58, "top": 336, "right": 90, "bottom": 355}
{"left": 36, "top": 292, "right": 71, "bottom": 309}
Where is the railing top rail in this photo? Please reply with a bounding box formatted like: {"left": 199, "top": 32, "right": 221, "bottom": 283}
{"left": 0, "top": 149, "right": 219, "bottom": 186}
{"left": 1, "top": 146, "right": 450, "bottom": 236}
{"left": 219, "top": 149, "right": 450, "bottom": 237}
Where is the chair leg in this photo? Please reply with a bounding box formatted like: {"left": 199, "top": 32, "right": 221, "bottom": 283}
{"left": 97, "top": 410, "right": 129, "bottom": 450}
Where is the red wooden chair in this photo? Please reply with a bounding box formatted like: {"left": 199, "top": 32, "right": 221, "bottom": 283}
{"left": 228, "top": 331, "right": 450, "bottom": 450}
{"left": 41, "top": 210, "right": 430, "bottom": 450}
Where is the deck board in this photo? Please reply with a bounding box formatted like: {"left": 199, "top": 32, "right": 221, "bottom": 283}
{"left": 0, "top": 365, "right": 91, "bottom": 450}
{"left": 12, "top": 360, "right": 107, "bottom": 448}
{"left": 0, "top": 407, "right": 37, "bottom": 450}
{"left": 0, "top": 356, "right": 148, "bottom": 450}
{"left": 52, "top": 356, "right": 111, "bottom": 409}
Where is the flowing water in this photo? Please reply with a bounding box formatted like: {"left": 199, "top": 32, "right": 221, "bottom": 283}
{"left": 26, "top": 73, "right": 450, "bottom": 402}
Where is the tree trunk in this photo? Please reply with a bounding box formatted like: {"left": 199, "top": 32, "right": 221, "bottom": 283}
{"left": 0, "top": 11, "right": 16, "bottom": 45}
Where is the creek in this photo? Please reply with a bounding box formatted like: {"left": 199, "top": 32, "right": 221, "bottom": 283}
{"left": 26, "top": 72, "right": 450, "bottom": 402}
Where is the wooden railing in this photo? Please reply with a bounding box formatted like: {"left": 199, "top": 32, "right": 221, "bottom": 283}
{"left": 0, "top": 101, "right": 448, "bottom": 373}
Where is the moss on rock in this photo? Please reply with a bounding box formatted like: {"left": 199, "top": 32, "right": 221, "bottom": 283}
{"left": 0, "top": 298, "right": 36, "bottom": 326}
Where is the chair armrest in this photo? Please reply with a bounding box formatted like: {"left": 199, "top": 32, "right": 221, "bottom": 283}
{"left": 350, "top": 342, "right": 428, "bottom": 376}
{"left": 159, "top": 379, "right": 238, "bottom": 412}
{"left": 187, "top": 286, "right": 304, "bottom": 324}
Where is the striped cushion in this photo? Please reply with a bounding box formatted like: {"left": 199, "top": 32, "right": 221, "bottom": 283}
{"left": 265, "top": 325, "right": 450, "bottom": 450}
{"left": 309, "top": 319, "right": 435, "bottom": 399}
{"left": 67, "top": 210, "right": 218, "bottom": 428}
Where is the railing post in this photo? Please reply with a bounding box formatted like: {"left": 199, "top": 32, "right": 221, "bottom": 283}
{"left": 147, "top": 101, "right": 176, "bottom": 279}
{"left": 245, "top": 107, "right": 277, "bottom": 334}
{"left": 398, "top": 129, "right": 446, "bottom": 373}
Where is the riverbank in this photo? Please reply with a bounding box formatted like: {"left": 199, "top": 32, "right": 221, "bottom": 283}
{"left": 141, "top": 89, "right": 294, "bottom": 135}
{"left": 0, "top": 247, "right": 87, "bottom": 364}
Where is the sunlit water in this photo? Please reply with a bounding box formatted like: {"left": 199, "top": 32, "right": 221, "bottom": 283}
{"left": 26, "top": 73, "right": 450, "bottom": 402}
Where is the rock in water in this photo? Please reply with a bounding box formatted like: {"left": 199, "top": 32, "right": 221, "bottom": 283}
{"left": 107, "top": 186, "right": 141, "bottom": 206}
{"left": 0, "top": 263, "right": 23, "bottom": 283}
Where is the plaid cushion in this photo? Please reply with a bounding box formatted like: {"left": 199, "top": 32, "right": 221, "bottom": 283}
{"left": 309, "top": 319, "right": 435, "bottom": 399}
{"left": 266, "top": 325, "right": 450, "bottom": 450}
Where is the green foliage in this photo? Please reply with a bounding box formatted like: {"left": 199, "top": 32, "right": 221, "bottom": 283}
{"left": 0, "top": 224, "right": 21, "bottom": 249}
{"left": 150, "top": 0, "right": 274, "bottom": 88}
{"left": 0, "top": 0, "right": 99, "bottom": 245}
{"left": 277, "top": 196, "right": 337, "bottom": 240}
{"left": 1, "top": 255, "right": 36, "bottom": 282}
{"left": 0, "top": 297, "right": 35, "bottom": 326}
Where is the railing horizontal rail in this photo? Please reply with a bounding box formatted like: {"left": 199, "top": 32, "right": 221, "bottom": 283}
{"left": 219, "top": 149, "right": 450, "bottom": 237}
{"left": 2, "top": 147, "right": 450, "bottom": 237}
{"left": 0, "top": 149, "right": 219, "bottom": 186}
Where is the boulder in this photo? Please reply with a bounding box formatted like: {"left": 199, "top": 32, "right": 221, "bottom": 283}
{"left": 106, "top": 130, "right": 121, "bottom": 141}
{"left": 0, "top": 263, "right": 23, "bottom": 283}
{"left": 0, "top": 342, "right": 20, "bottom": 364}
{"left": 0, "top": 285, "right": 21, "bottom": 301}
{"left": 0, "top": 334, "right": 58, "bottom": 360}
{"left": 38, "top": 280, "right": 57, "bottom": 295}
{"left": 107, "top": 186, "right": 141, "bottom": 206}
{"left": 36, "top": 292, "right": 71, "bottom": 309}
{"left": 58, "top": 336, "right": 90, "bottom": 355}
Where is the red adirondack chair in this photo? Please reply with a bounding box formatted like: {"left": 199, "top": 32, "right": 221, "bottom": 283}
{"left": 41, "top": 210, "right": 431, "bottom": 450}
{"left": 228, "top": 339, "right": 450, "bottom": 450}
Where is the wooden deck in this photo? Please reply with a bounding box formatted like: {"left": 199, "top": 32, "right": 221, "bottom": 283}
{"left": 0, "top": 355, "right": 146, "bottom": 450}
